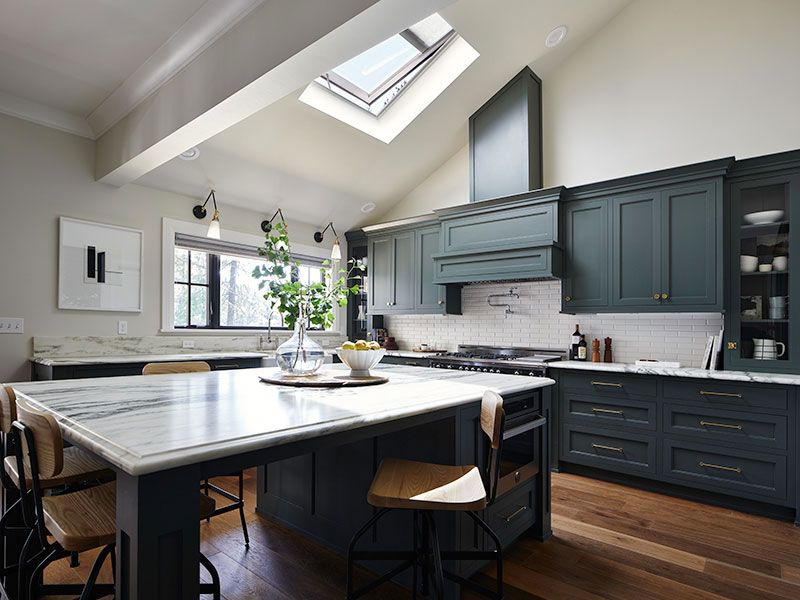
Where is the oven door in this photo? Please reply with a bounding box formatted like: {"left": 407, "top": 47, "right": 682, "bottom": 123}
{"left": 496, "top": 412, "right": 546, "bottom": 497}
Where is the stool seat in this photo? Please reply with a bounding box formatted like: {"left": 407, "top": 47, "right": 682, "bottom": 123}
{"left": 42, "top": 481, "right": 218, "bottom": 553}
{"left": 4, "top": 446, "right": 112, "bottom": 489}
{"left": 367, "top": 458, "right": 487, "bottom": 512}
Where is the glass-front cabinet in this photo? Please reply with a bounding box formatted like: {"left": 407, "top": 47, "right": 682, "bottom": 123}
{"left": 727, "top": 164, "right": 800, "bottom": 372}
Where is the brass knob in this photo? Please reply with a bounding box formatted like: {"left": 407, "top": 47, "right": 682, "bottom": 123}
{"left": 661, "top": 293, "right": 669, "bottom": 300}
{"left": 386, "top": 302, "right": 391, "bottom": 306}
{"left": 654, "top": 294, "right": 660, "bottom": 300}
{"left": 438, "top": 300, "right": 443, "bottom": 305}
{"left": 565, "top": 296, "right": 571, "bottom": 302}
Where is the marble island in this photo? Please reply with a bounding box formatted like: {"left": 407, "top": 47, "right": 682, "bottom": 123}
{"left": 30, "top": 350, "right": 275, "bottom": 367}
{"left": 550, "top": 360, "right": 800, "bottom": 385}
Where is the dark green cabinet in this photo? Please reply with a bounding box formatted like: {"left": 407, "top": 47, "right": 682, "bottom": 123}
{"left": 562, "top": 199, "right": 609, "bottom": 310}
{"left": 366, "top": 223, "right": 461, "bottom": 316}
{"left": 611, "top": 191, "right": 661, "bottom": 307}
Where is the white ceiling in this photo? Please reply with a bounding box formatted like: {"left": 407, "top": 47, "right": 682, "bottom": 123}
{"left": 136, "top": 0, "right": 631, "bottom": 230}
{"left": 0, "top": 0, "right": 207, "bottom": 117}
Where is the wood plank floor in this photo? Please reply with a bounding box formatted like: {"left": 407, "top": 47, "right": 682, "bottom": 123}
{"left": 40, "top": 469, "right": 800, "bottom": 599}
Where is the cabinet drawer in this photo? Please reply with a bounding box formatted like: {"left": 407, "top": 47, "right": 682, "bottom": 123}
{"left": 662, "top": 380, "right": 788, "bottom": 411}
{"left": 663, "top": 404, "right": 788, "bottom": 451}
{"left": 484, "top": 481, "right": 536, "bottom": 543}
{"left": 662, "top": 440, "right": 787, "bottom": 502}
{"left": 561, "top": 372, "right": 657, "bottom": 398}
{"left": 563, "top": 393, "right": 656, "bottom": 431}
{"left": 562, "top": 424, "right": 656, "bottom": 475}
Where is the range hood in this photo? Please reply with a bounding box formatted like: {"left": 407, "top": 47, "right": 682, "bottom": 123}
{"left": 431, "top": 187, "right": 564, "bottom": 285}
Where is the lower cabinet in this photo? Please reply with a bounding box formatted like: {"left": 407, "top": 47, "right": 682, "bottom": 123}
{"left": 554, "top": 370, "right": 798, "bottom": 522}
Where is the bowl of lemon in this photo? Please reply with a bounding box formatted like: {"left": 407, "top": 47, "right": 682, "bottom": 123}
{"left": 336, "top": 340, "right": 386, "bottom": 378}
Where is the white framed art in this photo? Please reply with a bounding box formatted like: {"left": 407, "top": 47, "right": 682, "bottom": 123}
{"left": 58, "top": 217, "right": 143, "bottom": 312}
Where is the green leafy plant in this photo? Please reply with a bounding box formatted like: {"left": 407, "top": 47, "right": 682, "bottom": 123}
{"left": 251, "top": 222, "right": 364, "bottom": 330}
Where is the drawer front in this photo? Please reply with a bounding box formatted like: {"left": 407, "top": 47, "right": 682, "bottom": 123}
{"left": 663, "top": 404, "right": 788, "bottom": 451}
{"left": 484, "top": 481, "right": 536, "bottom": 544}
{"left": 562, "top": 424, "right": 656, "bottom": 475}
{"left": 561, "top": 371, "right": 657, "bottom": 399}
{"left": 563, "top": 392, "right": 656, "bottom": 431}
{"left": 662, "top": 380, "right": 788, "bottom": 412}
{"left": 663, "top": 440, "right": 787, "bottom": 502}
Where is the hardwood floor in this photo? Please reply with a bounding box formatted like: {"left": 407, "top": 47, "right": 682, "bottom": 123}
{"left": 39, "top": 469, "right": 800, "bottom": 599}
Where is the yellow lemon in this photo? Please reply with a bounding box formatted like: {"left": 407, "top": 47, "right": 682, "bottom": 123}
{"left": 341, "top": 341, "right": 356, "bottom": 350}
{"left": 354, "top": 340, "right": 368, "bottom": 350}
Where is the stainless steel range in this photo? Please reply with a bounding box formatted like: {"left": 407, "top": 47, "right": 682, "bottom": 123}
{"left": 429, "top": 344, "right": 563, "bottom": 376}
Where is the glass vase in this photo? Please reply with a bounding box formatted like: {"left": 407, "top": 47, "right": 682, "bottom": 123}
{"left": 275, "top": 315, "right": 325, "bottom": 375}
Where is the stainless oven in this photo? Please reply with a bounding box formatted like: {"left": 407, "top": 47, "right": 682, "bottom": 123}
{"left": 493, "top": 395, "right": 547, "bottom": 498}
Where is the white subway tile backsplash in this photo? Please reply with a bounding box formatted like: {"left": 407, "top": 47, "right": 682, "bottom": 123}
{"left": 384, "top": 280, "right": 723, "bottom": 368}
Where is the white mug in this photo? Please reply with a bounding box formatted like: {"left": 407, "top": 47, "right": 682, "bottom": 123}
{"left": 753, "top": 338, "right": 786, "bottom": 359}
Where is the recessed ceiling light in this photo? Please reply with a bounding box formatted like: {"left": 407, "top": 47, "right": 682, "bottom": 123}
{"left": 545, "top": 25, "right": 568, "bottom": 48}
{"left": 179, "top": 146, "right": 200, "bottom": 160}
{"left": 361, "top": 202, "right": 376, "bottom": 213}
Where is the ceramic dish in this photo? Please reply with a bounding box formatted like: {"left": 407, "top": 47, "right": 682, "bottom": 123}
{"left": 336, "top": 347, "right": 386, "bottom": 378}
{"left": 743, "top": 210, "right": 785, "bottom": 225}
{"left": 740, "top": 255, "right": 758, "bottom": 273}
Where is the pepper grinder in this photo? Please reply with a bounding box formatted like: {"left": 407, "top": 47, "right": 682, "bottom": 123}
{"left": 591, "top": 339, "right": 601, "bottom": 363}
{"left": 604, "top": 337, "right": 613, "bottom": 363}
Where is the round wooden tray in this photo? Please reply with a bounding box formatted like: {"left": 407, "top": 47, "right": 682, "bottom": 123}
{"left": 259, "top": 371, "right": 389, "bottom": 388}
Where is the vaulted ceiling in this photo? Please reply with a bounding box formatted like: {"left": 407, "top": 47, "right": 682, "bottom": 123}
{"left": 0, "top": 0, "right": 632, "bottom": 230}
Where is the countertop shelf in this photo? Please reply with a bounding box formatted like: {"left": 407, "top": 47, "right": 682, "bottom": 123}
{"left": 740, "top": 270, "right": 789, "bottom": 276}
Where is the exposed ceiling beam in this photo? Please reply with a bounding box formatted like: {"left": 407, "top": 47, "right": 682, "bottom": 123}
{"left": 95, "top": 0, "right": 455, "bottom": 187}
{"left": 0, "top": 91, "right": 93, "bottom": 139}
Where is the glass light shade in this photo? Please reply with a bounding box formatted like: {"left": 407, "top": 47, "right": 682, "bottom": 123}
{"left": 207, "top": 211, "right": 221, "bottom": 239}
{"left": 331, "top": 238, "right": 342, "bottom": 260}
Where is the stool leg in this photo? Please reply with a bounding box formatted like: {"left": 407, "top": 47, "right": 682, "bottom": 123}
{"left": 423, "top": 512, "right": 444, "bottom": 600}
{"left": 468, "top": 511, "right": 503, "bottom": 599}
{"left": 79, "top": 543, "right": 114, "bottom": 600}
{"left": 238, "top": 471, "right": 249, "bottom": 547}
{"left": 346, "top": 507, "right": 390, "bottom": 599}
{"left": 28, "top": 546, "right": 59, "bottom": 600}
{"left": 199, "top": 552, "right": 221, "bottom": 600}
{"left": 411, "top": 510, "right": 418, "bottom": 599}
{"left": 17, "top": 529, "right": 35, "bottom": 600}
{"left": 69, "top": 551, "right": 80, "bottom": 568}
{"left": 420, "top": 512, "right": 429, "bottom": 597}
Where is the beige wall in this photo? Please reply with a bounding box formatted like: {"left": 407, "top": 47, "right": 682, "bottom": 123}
{"left": 382, "top": 0, "right": 800, "bottom": 220}
{"left": 0, "top": 113, "right": 323, "bottom": 382}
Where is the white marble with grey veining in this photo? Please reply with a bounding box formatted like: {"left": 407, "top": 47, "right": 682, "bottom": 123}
{"left": 30, "top": 351, "right": 275, "bottom": 367}
{"left": 550, "top": 360, "right": 800, "bottom": 385}
{"left": 9, "top": 365, "right": 554, "bottom": 477}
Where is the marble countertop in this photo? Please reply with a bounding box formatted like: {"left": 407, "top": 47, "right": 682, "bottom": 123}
{"left": 10, "top": 365, "right": 554, "bottom": 477}
{"left": 31, "top": 351, "right": 340, "bottom": 366}
{"left": 549, "top": 360, "right": 800, "bottom": 385}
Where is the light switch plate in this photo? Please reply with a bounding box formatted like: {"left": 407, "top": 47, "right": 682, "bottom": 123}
{"left": 182, "top": 340, "right": 196, "bottom": 349}
{"left": 0, "top": 318, "right": 24, "bottom": 334}
{"left": 118, "top": 320, "right": 128, "bottom": 335}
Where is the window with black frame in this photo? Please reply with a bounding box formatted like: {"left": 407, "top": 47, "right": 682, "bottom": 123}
{"left": 173, "top": 235, "right": 329, "bottom": 330}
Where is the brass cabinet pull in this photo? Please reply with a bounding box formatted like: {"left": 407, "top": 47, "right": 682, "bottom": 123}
{"left": 437, "top": 300, "right": 444, "bottom": 305}
{"left": 592, "top": 443, "right": 623, "bottom": 452}
{"left": 565, "top": 296, "right": 572, "bottom": 302}
{"left": 654, "top": 294, "right": 660, "bottom": 300}
{"left": 661, "top": 293, "right": 669, "bottom": 300}
{"left": 591, "top": 407, "right": 624, "bottom": 415}
{"left": 502, "top": 505, "right": 527, "bottom": 522}
{"left": 214, "top": 364, "right": 240, "bottom": 369}
{"left": 700, "top": 420, "right": 742, "bottom": 430}
{"left": 591, "top": 381, "right": 623, "bottom": 387}
{"left": 699, "top": 461, "right": 741, "bottom": 473}
{"left": 699, "top": 391, "right": 742, "bottom": 398}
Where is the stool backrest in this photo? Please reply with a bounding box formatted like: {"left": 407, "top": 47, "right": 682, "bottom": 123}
{"left": 481, "top": 390, "right": 505, "bottom": 505}
{"left": 14, "top": 396, "right": 64, "bottom": 480}
{"left": 0, "top": 385, "right": 17, "bottom": 434}
{"left": 142, "top": 361, "right": 211, "bottom": 375}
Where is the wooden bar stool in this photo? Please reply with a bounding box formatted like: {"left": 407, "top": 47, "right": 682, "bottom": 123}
{"left": 346, "top": 390, "right": 510, "bottom": 600}
{"left": 142, "top": 361, "right": 250, "bottom": 546}
{"left": 12, "top": 395, "right": 222, "bottom": 600}
{"left": 0, "top": 385, "right": 113, "bottom": 592}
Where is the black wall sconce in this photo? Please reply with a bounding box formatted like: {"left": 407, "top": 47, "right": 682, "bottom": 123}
{"left": 193, "top": 189, "right": 221, "bottom": 239}
{"left": 314, "top": 221, "right": 341, "bottom": 260}
{"left": 261, "top": 208, "right": 286, "bottom": 233}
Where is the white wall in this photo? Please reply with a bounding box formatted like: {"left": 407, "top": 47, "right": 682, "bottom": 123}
{"left": 381, "top": 0, "right": 800, "bottom": 221}
{"left": 0, "top": 113, "right": 330, "bottom": 382}
{"left": 542, "top": 0, "right": 800, "bottom": 187}
{"left": 386, "top": 280, "right": 723, "bottom": 368}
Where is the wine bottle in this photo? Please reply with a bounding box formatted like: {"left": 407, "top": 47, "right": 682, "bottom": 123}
{"left": 571, "top": 324, "right": 582, "bottom": 360}
{"left": 578, "top": 335, "right": 588, "bottom": 361}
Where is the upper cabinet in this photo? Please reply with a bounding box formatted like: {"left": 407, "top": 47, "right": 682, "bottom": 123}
{"left": 366, "top": 220, "right": 461, "bottom": 316}
{"left": 470, "top": 67, "right": 542, "bottom": 202}
{"left": 562, "top": 159, "right": 731, "bottom": 313}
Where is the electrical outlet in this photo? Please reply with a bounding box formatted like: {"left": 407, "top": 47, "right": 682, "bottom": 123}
{"left": 0, "top": 318, "right": 23, "bottom": 334}
{"left": 182, "top": 340, "right": 196, "bottom": 349}
{"left": 118, "top": 320, "right": 128, "bottom": 335}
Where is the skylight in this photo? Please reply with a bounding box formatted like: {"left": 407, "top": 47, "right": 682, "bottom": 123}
{"left": 317, "top": 13, "right": 455, "bottom": 116}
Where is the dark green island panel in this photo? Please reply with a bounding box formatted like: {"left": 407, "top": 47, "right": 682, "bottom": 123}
{"left": 257, "top": 386, "right": 552, "bottom": 598}
{"left": 31, "top": 356, "right": 264, "bottom": 380}
{"left": 549, "top": 368, "right": 799, "bottom": 526}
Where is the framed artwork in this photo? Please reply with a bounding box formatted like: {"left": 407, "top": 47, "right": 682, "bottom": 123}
{"left": 58, "top": 217, "right": 143, "bottom": 312}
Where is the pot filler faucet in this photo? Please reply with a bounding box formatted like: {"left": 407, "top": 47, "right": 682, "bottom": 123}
{"left": 487, "top": 288, "right": 519, "bottom": 318}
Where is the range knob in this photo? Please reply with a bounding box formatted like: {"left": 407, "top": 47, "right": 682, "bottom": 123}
{"left": 528, "top": 372, "right": 535, "bottom": 377}
{"left": 514, "top": 371, "right": 520, "bottom": 376}
{"left": 483, "top": 368, "right": 489, "bottom": 372}
{"left": 458, "top": 366, "right": 464, "bottom": 370}
{"left": 447, "top": 365, "right": 452, "bottom": 369}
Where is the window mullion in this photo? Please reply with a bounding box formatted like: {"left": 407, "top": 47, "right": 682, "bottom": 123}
{"left": 210, "top": 254, "right": 221, "bottom": 328}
